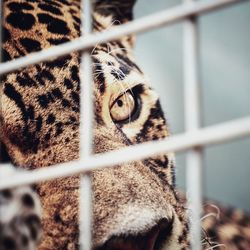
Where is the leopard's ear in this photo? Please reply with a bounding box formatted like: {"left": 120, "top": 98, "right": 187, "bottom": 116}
{"left": 94, "top": 0, "right": 137, "bottom": 24}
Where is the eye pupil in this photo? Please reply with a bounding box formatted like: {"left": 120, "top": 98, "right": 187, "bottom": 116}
{"left": 117, "top": 99, "right": 123, "bottom": 107}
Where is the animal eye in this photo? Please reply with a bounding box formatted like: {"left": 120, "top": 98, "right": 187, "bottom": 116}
{"left": 110, "top": 92, "right": 136, "bottom": 123}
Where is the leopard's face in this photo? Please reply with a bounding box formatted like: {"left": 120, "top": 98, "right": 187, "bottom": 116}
{"left": 89, "top": 45, "right": 189, "bottom": 249}
{"left": 1, "top": 0, "right": 189, "bottom": 249}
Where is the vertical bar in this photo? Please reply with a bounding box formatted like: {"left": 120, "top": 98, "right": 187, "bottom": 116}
{"left": 0, "top": 0, "right": 3, "bottom": 161}
{"left": 183, "top": 0, "right": 203, "bottom": 249}
{"left": 0, "top": 0, "right": 2, "bottom": 63}
{"left": 79, "top": 0, "right": 93, "bottom": 249}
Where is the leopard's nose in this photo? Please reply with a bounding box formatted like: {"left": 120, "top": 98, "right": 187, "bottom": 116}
{"left": 96, "top": 218, "right": 173, "bottom": 250}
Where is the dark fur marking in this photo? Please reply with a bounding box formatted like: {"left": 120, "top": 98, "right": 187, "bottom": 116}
{"left": 233, "top": 235, "right": 245, "bottom": 245}
{"left": 116, "top": 53, "right": 142, "bottom": 73}
{"left": 153, "top": 156, "right": 169, "bottom": 169}
{"left": 71, "top": 65, "right": 79, "bottom": 82}
{"left": 51, "top": 88, "right": 63, "bottom": 99}
{"left": 58, "top": 0, "right": 71, "bottom": 6}
{"left": 4, "top": 83, "right": 26, "bottom": 119}
{"left": 119, "top": 65, "right": 130, "bottom": 76}
{"left": 71, "top": 91, "right": 79, "bottom": 105}
{"left": 2, "top": 27, "right": 11, "bottom": 43}
{"left": 136, "top": 100, "right": 165, "bottom": 142}
{"left": 37, "top": 13, "right": 70, "bottom": 35}
{"left": 38, "top": 3, "right": 62, "bottom": 16}
{"left": 69, "top": 116, "right": 76, "bottom": 123}
{"left": 54, "top": 213, "right": 62, "bottom": 223}
{"left": 26, "top": 106, "right": 35, "bottom": 120}
{"left": 72, "top": 106, "right": 80, "bottom": 113}
{"left": 73, "top": 23, "right": 80, "bottom": 34}
{"left": 47, "top": 38, "right": 70, "bottom": 45}
{"left": 3, "top": 84, "right": 43, "bottom": 153}
{"left": 44, "top": 132, "right": 51, "bottom": 141}
{"left": 21, "top": 193, "right": 35, "bottom": 208}
{"left": 21, "top": 235, "right": 29, "bottom": 246}
{"left": 13, "top": 43, "right": 26, "bottom": 59}
{"left": 17, "top": 73, "right": 37, "bottom": 87}
{"left": 62, "top": 98, "right": 71, "bottom": 108}
{"left": 43, "top": 0, "right": 61, "bottom": 7}
{"left": 42, "top": 70, "right": 55, "bottom": 82}
{"left": 45, "top": 55, "right": 72, "bottom": 68}
{"left": 6, "top": 12, "right": 35, "bottom": 30}
{"left": 94, "top": 0, "right": 135, "bottom": 22}
{"left": 2, "top": 49, "right": 12, "bottom": 62}
{"left": 1, "top": 189, "right": 12, "bottom": 199}
{"left": 47, "top": 92, "right": 54, "bottom": 102}
{"left": 7, "top": 2, "right": 34, "bottom": 12}
{"left": 20, "top": 38, "right": 41, "bottom": 53}
{"left": 72, "top": 15, "right": 80, "bottom": 24}
{"left": 55, "top": 122, "right": 63, "bottom": 136}
{"left": 2, "top": 236, "right": 16, "bottom": 249}
{"left": 111, "top": 69, "right": 125, "bottom": 80}
{"left": 206, "top": 228, "right": 217, "bottom": 240}
{"left": 37, "top": 94, "right": 49, "bottom": 108}
{"left": 25, "top": 215, "right": 41, "bottom": 240}
{"left": 46, "top": 114, "right": 56, "bottom": 124}
{"left": 35, "top": 70, "right": 55, "bottom": 85}
{"left": 64, "top": 78, "right": 74, "bottom": 89}
{"left": 170, "top": 161, "right": 176, "bottom": 186}
{"left": 178, "top": 235, "right": 184, "bottom": 244}
{"left": 26, "top": 0, "right": 39, "bottom": 3}
{"left": 36, "top": 115, "right": 43, "bottom": 132}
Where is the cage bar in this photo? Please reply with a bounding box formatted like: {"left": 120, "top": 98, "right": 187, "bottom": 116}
{"left": 0, "top": 116, "right": 249, "bottom": 190}
{"left": 0, "top": 0, "right": 3, "bottom": 162}
{"left": 0, "top": 0, "right": 248, "bottom": 76}
{"left": 79, "top": 0, "right": 93, "bottom": 249}
{"left": 0, "top": 0, "right": 2, "bottom": 63}
{"left": 183, "top": 0, "right": 203, "bottom": 249}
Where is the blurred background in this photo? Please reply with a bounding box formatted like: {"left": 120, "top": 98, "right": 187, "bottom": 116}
{"left": 134, "top": 0, "right": 250, "bottom": 212}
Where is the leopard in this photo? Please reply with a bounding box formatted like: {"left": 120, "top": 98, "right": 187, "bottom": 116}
{"left": 0, "top": 0, "right": 250, "bottom": 249}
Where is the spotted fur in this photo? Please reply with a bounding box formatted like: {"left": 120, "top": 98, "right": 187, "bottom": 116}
{"left": 0, "top": 0, "right": 249, "bottom": 249}
{"left": 0, "top": 165, "right": 42, "bottom": 250}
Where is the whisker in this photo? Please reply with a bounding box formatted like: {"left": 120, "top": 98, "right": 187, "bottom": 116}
{"left": 205, "top": 244, "right": 226, "bottom": 250}
{"left": 201, "top": 212, "right": 219, "bottom": 221}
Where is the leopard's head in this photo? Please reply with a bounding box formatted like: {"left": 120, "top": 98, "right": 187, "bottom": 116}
{"left": 1, "top": 0, "right": 189, "bottom": 249}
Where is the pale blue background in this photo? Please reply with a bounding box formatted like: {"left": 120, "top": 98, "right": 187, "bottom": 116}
{"left": 134, "top": 1, "right": 250, "bottom": 212}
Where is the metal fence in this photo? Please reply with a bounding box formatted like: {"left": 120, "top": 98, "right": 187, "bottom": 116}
{"left": 1, "top": 0, "right": 250, "bottom": 249}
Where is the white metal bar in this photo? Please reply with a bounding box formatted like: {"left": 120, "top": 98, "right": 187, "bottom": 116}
{"left": 80, "top": 175, "right": 92, "bottom": 250}
{"left": 0, "top": 0, "right": 3, "bottom": 160}
{"left": 79, "top": 0, "right": 92, "bottom": 249}
{"left": 0, "top": 0, "right": 2, "bottom": 63}
{"left": 183, "top": 1, "right": 202, "bottom": 248}
{"left": 0, "top": 0, "right": 248, "bottom": 76}
{"left": 0, "top": 116, "right": 249, "bottom": 190}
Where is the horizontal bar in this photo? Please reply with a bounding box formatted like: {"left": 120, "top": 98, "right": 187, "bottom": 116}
{"left": 0, "top": 0, "right": 248, "bottom": 75}
{"left": 0, "top": 116, "right": 250, "bottom": 190}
